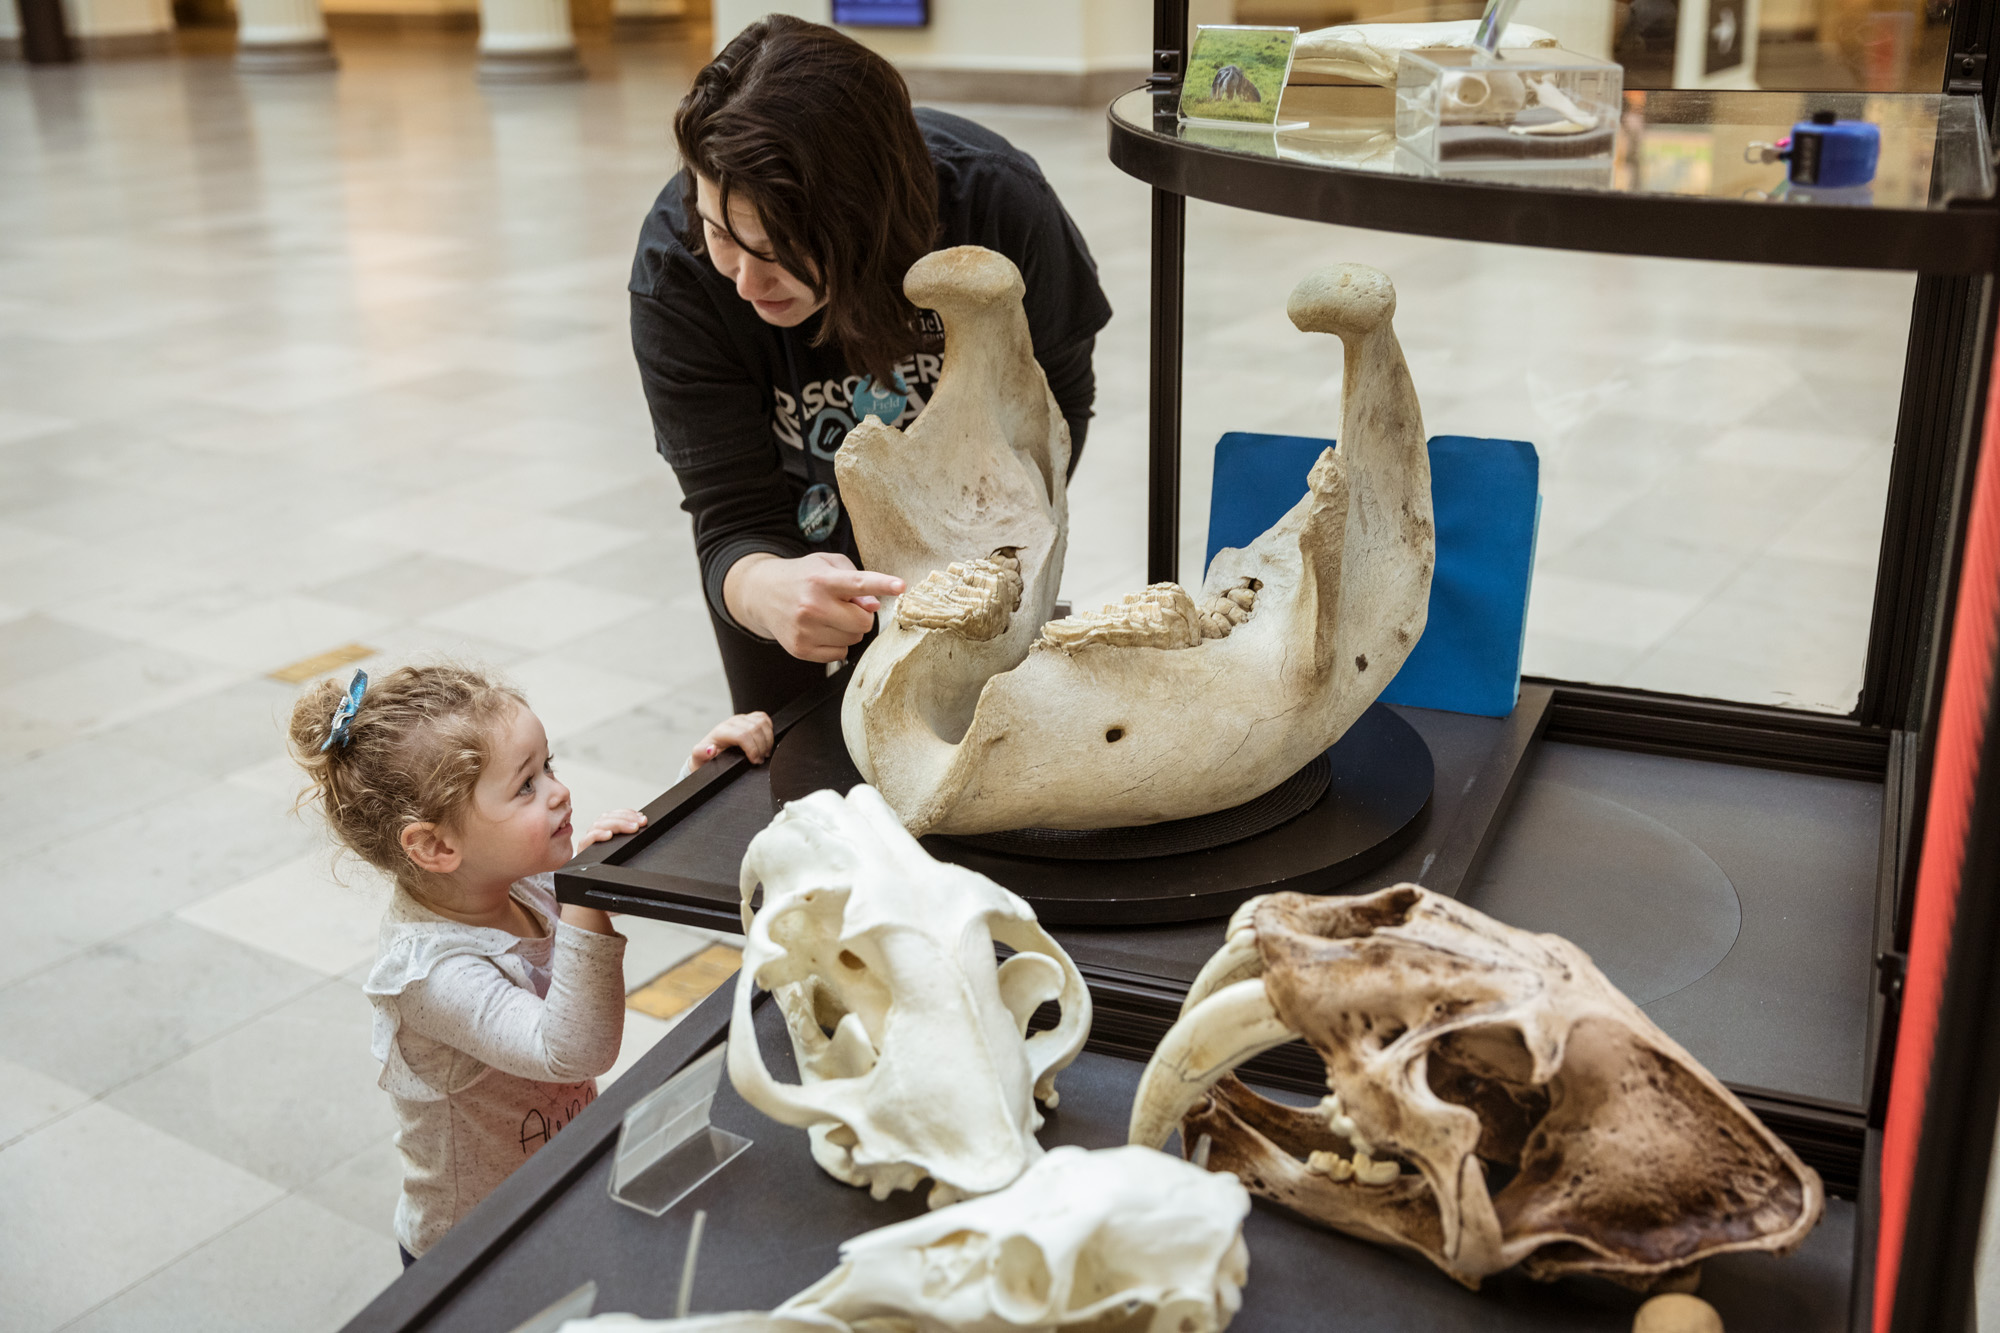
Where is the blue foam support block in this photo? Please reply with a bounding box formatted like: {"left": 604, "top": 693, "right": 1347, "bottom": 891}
{"left": 1205, "top": 431, "right": 1540, "bottom": 718}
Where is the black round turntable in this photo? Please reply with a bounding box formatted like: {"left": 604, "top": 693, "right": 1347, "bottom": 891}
{"left": 768, "top": 697, "right": 1434, "bottom": 925}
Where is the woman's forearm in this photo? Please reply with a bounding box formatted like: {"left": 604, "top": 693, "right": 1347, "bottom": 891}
{"left": 723, "top": 551, "right": 780, "bottom": 639}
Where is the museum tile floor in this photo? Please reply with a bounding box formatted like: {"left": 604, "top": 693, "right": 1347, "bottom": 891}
{"left": 0, "top": 23, "right": 1942, "bottom": 1332}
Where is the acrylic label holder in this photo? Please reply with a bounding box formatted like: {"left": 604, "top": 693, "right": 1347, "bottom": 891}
{"left": 608, "top": 1044, "right": 752, "bottom": 1217}
{"left": 1395, "top": 46, "right": 1623, "bottom": 167}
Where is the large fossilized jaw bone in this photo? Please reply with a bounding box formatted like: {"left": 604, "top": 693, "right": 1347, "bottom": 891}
{"left": 561, "top": 1147, "right": 1253, "bottom": 1333}
{"left": 844, "top": 262, "right": 1433, "bottom": 837}
{"left": 728, "top": 786, "right": 1091, "bottom": 1206}
{"left": 1130, "top": 886, "right": 1825, "bottom": 1290}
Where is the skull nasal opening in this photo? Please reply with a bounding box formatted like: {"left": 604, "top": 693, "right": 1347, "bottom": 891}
{"left": 1300, "top": 886, "right": 1424, "bottom": 939}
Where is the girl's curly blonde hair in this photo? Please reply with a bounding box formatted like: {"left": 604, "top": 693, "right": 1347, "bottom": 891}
{"left": 288, "top": 662, "right": 526, "bottom": 895}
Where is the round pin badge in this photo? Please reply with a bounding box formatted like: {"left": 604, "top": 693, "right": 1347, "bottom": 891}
{"left": 851, "top": 372, "right": 909, "bottom": 426}
{"left": 797, "top": 483, "right": 841, "bottom": 544}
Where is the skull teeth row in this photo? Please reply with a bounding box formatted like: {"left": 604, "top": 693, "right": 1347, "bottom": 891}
{"left": 1306, "top": 1091, "right": 1402, "bottom": 1184}
{"left": 1306, "top": 1148, "right": 1403, "bottom": 1186}
{"left": 1041, "top": 579, "right": 1260, "bottom": 653}
{"left": 896, "top": 551, "right": 1024, "bottom": 641}
{"left": 1196, "top": 580, "right": 1260, "bottom": 640}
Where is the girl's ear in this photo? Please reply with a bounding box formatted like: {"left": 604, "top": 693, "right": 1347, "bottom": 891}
{"left": 401, "top": 822, "right": 461, "bottom": 876}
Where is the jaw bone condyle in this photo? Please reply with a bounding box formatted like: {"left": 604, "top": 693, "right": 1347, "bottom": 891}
{"left": 837, "top": 248, "right": 1433, "bottom": 838}
{"left": 727, "top": 785, "right": 1092, "bottom": 1207}
{"left": 1129, "top": 886, "right": 1825, "bottom": 1290}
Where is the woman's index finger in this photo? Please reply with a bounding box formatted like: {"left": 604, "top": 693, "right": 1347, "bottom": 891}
{"left": 840, "top": 570, "right": 905, "bottom": 598}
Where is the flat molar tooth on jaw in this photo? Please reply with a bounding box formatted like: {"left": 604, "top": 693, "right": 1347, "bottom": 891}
{"left": 1307, "top": 1150, "right": 1355, "bottom": 1181}
{"left": 1194, "top": 578, "right": 1259, "bottom": 640}
{"left": 895, "top": 552, "right": 1024, "bottom": 640}
{"left": 1352, "top": 1151, "right": 1401, "bottom": 1186}
{"left": 1040, "top": 584, "right": 1206, "bottom": 651}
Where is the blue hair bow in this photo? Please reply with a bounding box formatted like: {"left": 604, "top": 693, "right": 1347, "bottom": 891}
{"left": 321, "top": 670, "right": 368, "bottom": 752}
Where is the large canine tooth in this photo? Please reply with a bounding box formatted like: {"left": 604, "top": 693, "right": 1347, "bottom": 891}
{"left": 1129, "top": 979, "right": 1296, "bottom": 1150}
{"left": 1180, "top": 928, "right": 1265, "bottom": 1017}
{"left": 895, "top": 552, "right": 1023, "bottom": 641}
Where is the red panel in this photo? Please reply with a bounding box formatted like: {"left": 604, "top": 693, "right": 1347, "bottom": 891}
{"left": 1875, "top": 337, "right": 2000, "bottom": 1330}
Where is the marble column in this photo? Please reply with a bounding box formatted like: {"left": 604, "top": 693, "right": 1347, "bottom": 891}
{"left": 477, "top": 0, "right": 584, "bottom": 82}
{"left": 235, "top": 0, "right": 337, "bottom": 72}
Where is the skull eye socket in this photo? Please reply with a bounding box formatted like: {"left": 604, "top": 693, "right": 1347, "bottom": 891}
{"left": 1424, "top": 1026, "right": 1551, "bottom": 1171}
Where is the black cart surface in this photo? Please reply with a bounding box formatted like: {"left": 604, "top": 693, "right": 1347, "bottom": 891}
{"left": 555, "top": 678, "right": 1881, "bottom": 1193}
{"left": 349, "top": 992, "right": 1856, "bottom": 1332}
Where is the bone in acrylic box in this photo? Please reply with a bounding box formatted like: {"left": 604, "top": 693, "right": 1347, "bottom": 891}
{"left": 1180, "top": 25, "right": 1301, "bottom": 128}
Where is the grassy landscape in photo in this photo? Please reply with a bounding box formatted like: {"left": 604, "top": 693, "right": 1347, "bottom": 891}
{"left": 1180, "top": 26, "right": 1295, "bottom": 125}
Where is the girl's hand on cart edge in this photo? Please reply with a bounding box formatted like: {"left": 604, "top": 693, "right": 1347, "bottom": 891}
{"left": 574, "top": 808, "right": 648, "bottom": 852}
{"left": 690, "top": 712, "right": 775, "bottom": 771}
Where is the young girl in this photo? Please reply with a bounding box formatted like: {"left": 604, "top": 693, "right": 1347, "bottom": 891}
{"left": 288, "top": 663, "right": 771, "bottom": 1266}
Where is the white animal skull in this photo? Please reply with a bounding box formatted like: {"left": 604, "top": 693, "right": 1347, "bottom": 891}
{"left": 729, "top": 785, "right": 1091, "bottom": 1206}
{"left": 839, "top": 253, "right": 1432, "bottom": 837}
{"left": 1436, "top": 68, "right": 1529, "bottom": 123}
{"left": 1129, "top": 887, "right": 1824, "bottom": 1291}
{"left": 562, "top": 1146, "right": 1251, "bottom": 1333}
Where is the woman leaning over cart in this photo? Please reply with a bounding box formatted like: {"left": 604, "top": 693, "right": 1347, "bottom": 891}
{"left": 630, "top": 15, "right": 1112, "bottom": 713}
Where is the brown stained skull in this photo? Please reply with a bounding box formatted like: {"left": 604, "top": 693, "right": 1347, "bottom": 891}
{"left": 1128, "top": 886, "right": 1823, "bottom": 1291}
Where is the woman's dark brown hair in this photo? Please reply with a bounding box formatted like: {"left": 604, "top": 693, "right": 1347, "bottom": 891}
{"left": 674, "top": 16, "right": 939, "bottom": 382}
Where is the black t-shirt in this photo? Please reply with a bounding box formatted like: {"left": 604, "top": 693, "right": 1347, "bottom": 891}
{"left": 629, "top": 107, "right": 1112, "bottom": 628}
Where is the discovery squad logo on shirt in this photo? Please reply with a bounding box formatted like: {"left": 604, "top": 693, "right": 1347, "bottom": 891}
{"left": 771, "top": 310, "right": 948, "bottom": 460}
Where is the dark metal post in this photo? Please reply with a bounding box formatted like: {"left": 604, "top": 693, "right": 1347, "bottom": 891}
{"left": 17, "top": 0, "right": 76, "bottom": 63}
{"left": 1148, "top": 189, "right": 1186, "bottom": 586}
{"left": 1145, "top": 0, "right": 1190, "bottom": 587}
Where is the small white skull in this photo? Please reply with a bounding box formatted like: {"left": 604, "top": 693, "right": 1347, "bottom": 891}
{"left": 730, "top": 785, "right": 1092, "bottom": 1206}
{"left": 1436, "top": 68, "right": 1529, "bottom": 122}
{"left": 562, "top": 1146, "right": 1252, "bottom": 1333}
{"left": 1130, "top": 886, "right": 1824, "bottom": 1291}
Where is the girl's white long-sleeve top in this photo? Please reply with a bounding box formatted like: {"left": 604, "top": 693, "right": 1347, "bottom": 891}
{"left": 362, "top": 873, "right": 626, "bottom": 1257}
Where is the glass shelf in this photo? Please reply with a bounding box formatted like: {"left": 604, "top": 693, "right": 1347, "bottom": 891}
{"left": 1108, "top": 86, "right": 1998, "bottom": 271}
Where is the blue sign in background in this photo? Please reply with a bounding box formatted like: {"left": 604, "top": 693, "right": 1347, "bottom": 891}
{"left": 831, "top": 0, "right": 927, "bottom": 26}
{"left": 1203, "top": 431, "right": 1541, "bottom": 718}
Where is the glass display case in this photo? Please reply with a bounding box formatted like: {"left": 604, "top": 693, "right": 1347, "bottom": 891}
{"left": 342, "top": 4, "right": 2000, "bottom": 1330}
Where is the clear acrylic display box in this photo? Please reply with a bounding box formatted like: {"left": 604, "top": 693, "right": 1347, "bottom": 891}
{"left": 1395, "top": 47, "right": 1623, "bottom": 165}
